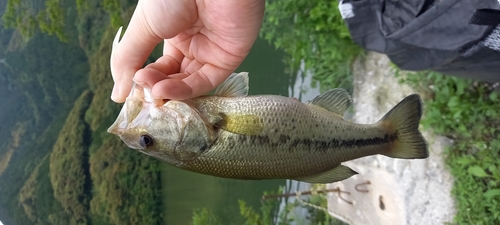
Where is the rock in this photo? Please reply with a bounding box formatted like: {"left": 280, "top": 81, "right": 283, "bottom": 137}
{"left": 327, "top": 52, "right": 456, "bottom": 225}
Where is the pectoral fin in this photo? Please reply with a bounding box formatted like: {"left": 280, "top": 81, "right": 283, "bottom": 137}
{"left": 295, "top": 165, "right": 358, "bottom": 183}
{"left": 215, "top": 113, "right": 263, "bottom": 135}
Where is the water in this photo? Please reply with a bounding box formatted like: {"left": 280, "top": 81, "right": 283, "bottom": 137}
{"left": 161, "top": 37, "right": 320, "bottom": 224}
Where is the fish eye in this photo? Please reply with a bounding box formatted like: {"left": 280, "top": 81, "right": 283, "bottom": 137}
{"left": 139, "top": 134, "right": 154, "bottom": 148}
{"left": 199, "top": 143, "right": 208, "bottom": 152}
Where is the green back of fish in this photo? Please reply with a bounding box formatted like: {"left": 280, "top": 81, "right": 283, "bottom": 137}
{"left": 185, "top": 95, "right": 388, "bottom": 181}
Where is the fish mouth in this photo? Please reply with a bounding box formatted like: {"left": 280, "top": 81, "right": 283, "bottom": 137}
{"left": 107, "top": 126, "right": 125, "bottom": 135}
{"left": 108, "top": 83, "right": 153, "bottom": 135}
{"left": 107, "top": 110, "right": 129, "bottom": 135}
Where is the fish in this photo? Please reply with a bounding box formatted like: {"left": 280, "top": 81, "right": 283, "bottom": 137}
{"left": 108, "top": 72, "right": 428, "bottom": 183}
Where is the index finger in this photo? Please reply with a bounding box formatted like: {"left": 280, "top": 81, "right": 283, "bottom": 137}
{"left": 150, "top": 64, "right": 232, "bottom": 100}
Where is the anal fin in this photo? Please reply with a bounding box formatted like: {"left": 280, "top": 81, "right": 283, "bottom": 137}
{"left": 294, "top": 165, "right": 357, "bottom": 183}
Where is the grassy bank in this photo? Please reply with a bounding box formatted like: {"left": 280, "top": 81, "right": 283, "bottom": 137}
{"left": 260, "top": 0, "right": 500, "bottom": 224}
{"left": 398, "top": 71, "right": 500, "bottom": 224}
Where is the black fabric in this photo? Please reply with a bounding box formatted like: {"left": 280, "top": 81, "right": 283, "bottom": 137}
{"left": 341, "top": 0, "right": 500, "bottom": 82}
{"left": 470, "top": 9, "right": 500, "bottom": 25}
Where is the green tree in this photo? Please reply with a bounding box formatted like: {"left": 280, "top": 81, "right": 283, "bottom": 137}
{"left": 261, "top": 0, "right": 362, "bottom": 91}
{"left": 191, "top": 208, "right": 223, "bottom": 225}
{"left": 50, "top": 91, "right": 93, "bottom": 225}
{"left": 3, "top": 0, "right": 67, "bottom": 42}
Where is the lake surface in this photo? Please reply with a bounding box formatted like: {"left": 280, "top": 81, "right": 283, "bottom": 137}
{"left": 160, "top": 37, "right": 320, "bottom": 224}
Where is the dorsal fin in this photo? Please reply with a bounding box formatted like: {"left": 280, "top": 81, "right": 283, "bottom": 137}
{"left": 214, "top": 72, "right": 249, "bottom": 97}
{"left": 308, "top": 89, "right": 352, "bottom": 116}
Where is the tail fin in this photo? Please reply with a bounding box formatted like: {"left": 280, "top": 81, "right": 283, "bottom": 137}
{"left": 379, "top": 94, "right": 428, "bottom": 159}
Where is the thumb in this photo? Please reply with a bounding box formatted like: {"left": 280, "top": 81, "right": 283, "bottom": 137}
{"left": 110, "top": 0, "right": 197, "bottom": 102}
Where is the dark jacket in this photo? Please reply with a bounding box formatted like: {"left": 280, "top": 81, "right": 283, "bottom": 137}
{"left": 340, "top": 0, "right": 500, "bottom": 82}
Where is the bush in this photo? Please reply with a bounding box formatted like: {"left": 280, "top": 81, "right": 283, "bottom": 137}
{"left": 397, "top": 71, "right": 500, "bottom": 224}
{"left": 261, "top": 0, "right": 363, "bottom": 91}
{"left": 49, "top": 90, "right": 94, "bottom": 225}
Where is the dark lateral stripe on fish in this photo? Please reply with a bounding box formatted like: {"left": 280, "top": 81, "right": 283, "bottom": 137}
{"left": 223, "top": 132, "right": 399, "bottom": 151}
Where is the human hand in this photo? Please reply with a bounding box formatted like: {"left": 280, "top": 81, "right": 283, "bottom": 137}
{"left": 110, "top": 0, "right": 265, "bottom": 102}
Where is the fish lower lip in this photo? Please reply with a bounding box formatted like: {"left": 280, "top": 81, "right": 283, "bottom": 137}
{"left": 107, "top": 126, "right": 125, "bottom": 135}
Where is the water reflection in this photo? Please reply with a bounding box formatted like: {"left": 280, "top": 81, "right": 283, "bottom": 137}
{"left": 289, "top": 62, "right": 321, "bottom": 102}
{"left": 280, "top": 66, "right": 320, "bottom": 225}
{"left": 161, "top": 38, "right": 320, "bottom": 224}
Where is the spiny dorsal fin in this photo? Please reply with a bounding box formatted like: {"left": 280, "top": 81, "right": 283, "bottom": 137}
{"left": 214, "top": 72, "right": 249, "bottom": 97}
{"left": 295, "top": 165, "right": 358, "bottom": 183}
{"left": 308, "top": 89, "right": 352, "bottom": 117}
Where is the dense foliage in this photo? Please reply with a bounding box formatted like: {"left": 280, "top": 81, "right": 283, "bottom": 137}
{"left": 2, "top": 0, "right": 498, "bottom": 224}
{"left": 398, "top": 71, "right": 500, "bottom": 224}
{"left": 19, "top": 155, "right": 69, "bottom": 225}
{"left": 49, "top": 90, "right": 93, "bottom": 225}
{"left": 261, "top": 0, "right": 500, "bottom": 223}
{"left": 260, "top": 0, "right": 362, "bottom": 92}
{"left": 0, "top": 0, "right": 163, "bottom": 224}
{"left": 3, "top": 0, "right": 67, "bottom": 42}
{"left": 191, "top": 185, "right": 346, "bottom": 225}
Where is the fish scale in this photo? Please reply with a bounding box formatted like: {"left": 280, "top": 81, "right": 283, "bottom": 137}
{"left": 108, "top": 72, "right": 429, "bottom": 183}
{"left": 178, "top": 95, "right": 393, "bottom": 180}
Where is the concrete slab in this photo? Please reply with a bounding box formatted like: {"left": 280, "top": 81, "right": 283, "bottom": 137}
{"left": 327, "top": 52, "right": 456, "bottom": 225}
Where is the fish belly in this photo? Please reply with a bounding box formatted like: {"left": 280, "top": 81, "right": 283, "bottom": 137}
{"left": 185, "top": 96, "right": 391, "bottom": 179}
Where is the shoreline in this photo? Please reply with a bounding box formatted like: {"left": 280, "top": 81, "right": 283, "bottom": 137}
{"left": 326, "top": 52, "right": 456, "bottom": 225}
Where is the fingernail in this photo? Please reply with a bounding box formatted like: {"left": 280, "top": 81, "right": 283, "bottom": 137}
{"left": 111, "top": 85, "right": 120, "bottom": 102}
{"left": 133, "top": 78, "right": 152, "bottom": 90}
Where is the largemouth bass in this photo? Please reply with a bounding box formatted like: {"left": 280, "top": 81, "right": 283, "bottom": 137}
{"left": 108, "top": 72, "right": 428, "bottom": 183}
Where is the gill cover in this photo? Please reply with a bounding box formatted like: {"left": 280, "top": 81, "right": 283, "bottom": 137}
{"left": 108, "top": 81, "right": 215, "bottom": 163}
{"left": 161, "top": 100, "right": 216, "bottom": 161}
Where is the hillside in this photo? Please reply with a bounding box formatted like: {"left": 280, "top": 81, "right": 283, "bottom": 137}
{"left": 0, "top": 0, "right": 163, "bottom": 224}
